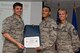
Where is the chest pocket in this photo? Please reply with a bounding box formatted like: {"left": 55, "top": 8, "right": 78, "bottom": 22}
{"left": 11, "top": 20, "right": 23, "bottom": 30}
{"left": 42, "top": 27, "right": 50, "bottom": 33}
{"left": 41, "top": 23, "right": 51, "bottom": 32}
{"left": 61, "top": 26, "right": 71, "bottom": 35}
{"left": 60, "top": 26, "right": 72, "bottom": 39}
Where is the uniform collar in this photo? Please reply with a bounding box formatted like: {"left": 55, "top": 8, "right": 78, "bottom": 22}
{"left": 43, "top": 17, "right": 51, "bottom": 22}
{"left": 12, "top": 14, "right": 23, "bottom": 23}
{"left": 12, "top": 14, "right": 21, "bottom": 19}
{"left": 59, "top": 21, "right": 68, "bottom": 29}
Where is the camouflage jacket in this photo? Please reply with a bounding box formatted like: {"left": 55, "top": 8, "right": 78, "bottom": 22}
{"left": 40, "top": 17, "right": 57, "bottom": 53}
{"left": 2, "top": 14, "right": 24, "bottom": 53}
{"left": 57, "top": 21, "right": 80, "bottom": 53}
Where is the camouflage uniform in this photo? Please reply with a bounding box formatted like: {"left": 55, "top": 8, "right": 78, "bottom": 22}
{"left": 40, "top": 17, "right": 57, "bottom": 53}
{"left": 2, "top": 14, "right": 24, "bottom": 53}
{"left": 57, "top": 21, "right": 80, "bottom": 53}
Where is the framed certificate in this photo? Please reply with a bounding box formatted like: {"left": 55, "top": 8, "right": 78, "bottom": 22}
{"left": 24, "top": 25, "right": 40, "bottom": 48}
{"left": 24, "top": 36, "right": 40, "bottom": 48}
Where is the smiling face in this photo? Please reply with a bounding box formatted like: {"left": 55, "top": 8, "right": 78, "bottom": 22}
{"left": 42, "top": 7, "right": 51, "bottom": 18}
{"left": 58, "top": 9, "right": 68, "bottom": 21}
{"left": 13, "top": 6, "right": 23, "bottom": 16}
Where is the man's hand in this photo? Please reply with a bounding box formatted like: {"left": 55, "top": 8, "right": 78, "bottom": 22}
{"left": 35, "top": 47, "right": 42, "bottom": 52}
{"left": 16, "top": 42, "right": 24, "bottom": 49}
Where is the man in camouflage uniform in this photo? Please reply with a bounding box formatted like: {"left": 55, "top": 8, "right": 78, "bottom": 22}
{"left": 35, "top": 6, "right": 57, "bottom": 53}
{"left": 2, "top": 2, "right": 24, "bottom": 53}
{"left": 56, "top": 8, "right": 80, "bottom": 53}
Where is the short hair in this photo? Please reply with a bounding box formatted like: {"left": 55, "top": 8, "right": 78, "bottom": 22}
{"left": 13, "top": 2, "right": 23, "bottom": 9}
{"left": 58, "top": 8, "right": 68, "bottom": 14}
{"left": 43, "top": 6, "right": 51, "bottom": 12}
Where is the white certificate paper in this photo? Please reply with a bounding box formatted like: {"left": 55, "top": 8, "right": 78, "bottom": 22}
{"left": 24, "top": 36, "right": 40, "bottom": 48}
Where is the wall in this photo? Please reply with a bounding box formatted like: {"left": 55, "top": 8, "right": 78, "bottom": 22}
{"left": 30, "top": 2, "right": 42, "bottom": 25}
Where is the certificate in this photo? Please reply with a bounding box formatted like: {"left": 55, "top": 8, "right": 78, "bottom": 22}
{"left": 24, "top": 36, "right": 40, "bottom": 48}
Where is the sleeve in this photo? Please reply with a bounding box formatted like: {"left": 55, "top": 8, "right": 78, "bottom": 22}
{"left": 2, "top": 18, "right": 11, "bottom": 34}
{"left": 70, "top": 25, "right": 80, "bottom": 52}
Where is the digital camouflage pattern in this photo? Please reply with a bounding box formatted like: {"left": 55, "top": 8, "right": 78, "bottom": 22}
{"left": 2, "top": 14, "right": 24, "bottom": 53}
{"left": 57, "top": 21, "right": 80, "bottom": 53}
{"left": 40, "top": 17, "right": 57, "bottom": 53}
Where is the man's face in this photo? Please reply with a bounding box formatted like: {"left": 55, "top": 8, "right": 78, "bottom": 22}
{"left": 58, "top": 10, "right": 67, "bottom": 21}
{"left": 42, "top": 7, "right": 51, "bottom": 18}
{"left": 13, "top": 6, "right": 23, "bottom": 16}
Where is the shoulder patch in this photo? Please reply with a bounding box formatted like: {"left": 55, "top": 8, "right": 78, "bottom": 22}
{"left": 73, "top": 28, "right": 78, "bottom": 35}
